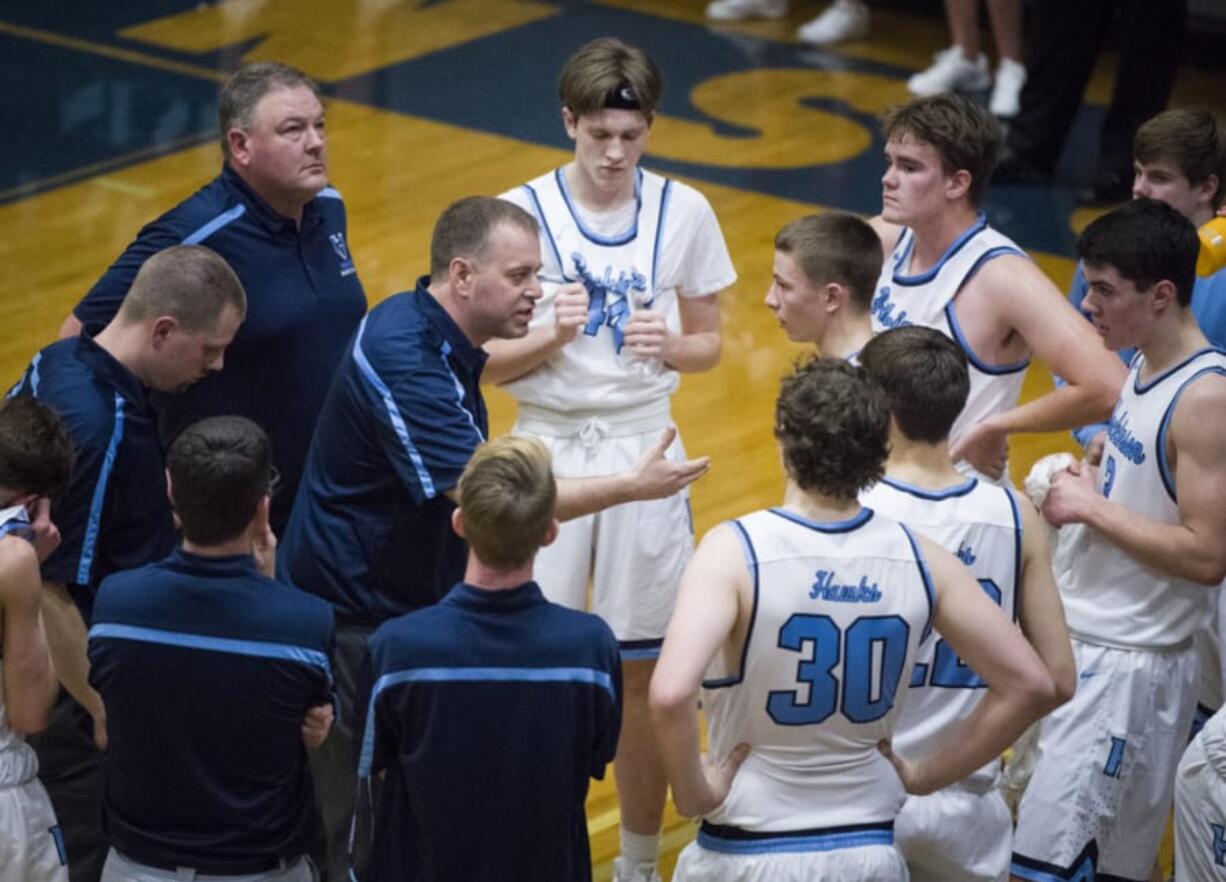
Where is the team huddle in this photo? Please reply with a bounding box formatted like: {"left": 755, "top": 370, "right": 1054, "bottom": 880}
{"left": 1, "top": 31, "right": 1225, "bottom": 882}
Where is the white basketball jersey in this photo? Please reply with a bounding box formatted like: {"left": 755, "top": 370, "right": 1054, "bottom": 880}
{"left": 869, "top": 215, "right": 1028, "bottom": 457}
{"left": 500, "top": 168, "right": 735, "bottom": 414}
{"left": 1056, "top": 348, "right": 1226, "bottom": 649}
{"left": 0, "top": 659, "right": 39, "bottom": 788}
{"left": 703, "top": 506, "right": 934, "bottom": 831}
{"left": 861, "top": 476, "right": 1022, "bottom": 785}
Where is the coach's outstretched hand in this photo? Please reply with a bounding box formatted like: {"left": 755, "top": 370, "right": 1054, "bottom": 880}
{"left": 629, "top": 426, "right": 710, "bottom": 501}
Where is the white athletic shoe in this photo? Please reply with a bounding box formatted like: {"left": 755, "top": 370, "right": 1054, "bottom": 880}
{"left": 989, "top": 57, "right": 1027, "bottom": 118}
{"left": 907, "top": 46, "right": 992, "bottom": 96}
{"left": 612, "top": 857, "right": 663, "bottom": 882}
{"left": 704, "top": 0, "right": 788, "bottom": 21}
{"left": 797, "top": 0, "right": 871, "bottom": 46}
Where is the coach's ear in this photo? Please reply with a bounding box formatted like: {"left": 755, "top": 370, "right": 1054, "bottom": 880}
{"left": 165, "top": 469, "right": 181, "bottom": 531}
{"left": 540, "top": 518, "right": 560, "bottom": 548}
{"left": 451, "top": 507, "right": 466, "bottom": 539}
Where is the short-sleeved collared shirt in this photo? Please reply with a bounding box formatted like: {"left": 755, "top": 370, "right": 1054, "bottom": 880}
{"left": 359, "top": 581, "right": 620, "bottom": 882}
{"left": 73, "top": 166, "right": 367, "bottom": 532}
{"left": 88, "top": 549, "right": 334, "bottom": 871}
{"left": 279, "top": 279, "right": 487, "bottom": 624}
{"left": 9, "top": 333, "right": 175, "bottom": 617}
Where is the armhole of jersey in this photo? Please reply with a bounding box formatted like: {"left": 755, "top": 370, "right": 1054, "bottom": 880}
{"left": 899, "top": 523, "right": 936, "bottom": 643}
{"left": 520, "top": 183, "right": 565, "bottom": 279}
{"left": 943, "top": 247, "right": 1031, "bottom": 376}
{"left": 650, "top": 178, "right": 672, "bottom": 295}
{"left": 702, "top": 520, "right": 759, "bottom": 690}
{"left": 1156, "top": 366, "right": 1226, "bottom": 502}
{"left": 1004, "top": 486, "right": 1023, "bottom": 622}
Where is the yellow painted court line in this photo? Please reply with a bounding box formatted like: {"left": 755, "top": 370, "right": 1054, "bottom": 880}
{"left": 587, "top": 804, "right": 623, "bottom": 837}
{"left": 0, "top": 19, "right": 228, "bottom": 83}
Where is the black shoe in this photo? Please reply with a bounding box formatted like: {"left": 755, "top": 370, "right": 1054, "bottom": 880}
{"left": 1076, "top": 170, "right": 1132, "bottom": 206}
{"left": 992, "top": 152, "right": 1052, "bottom": 186}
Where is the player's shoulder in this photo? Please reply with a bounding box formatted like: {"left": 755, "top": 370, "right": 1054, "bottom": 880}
{"left": 0, "top": 535, "right": 39, "bottom": 595}
{"left": 653, "top": 173, "right": 714, "bottom": 214}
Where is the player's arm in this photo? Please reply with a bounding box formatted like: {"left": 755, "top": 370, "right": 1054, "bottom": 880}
{"left": 624, "top": 290, "right": 723, "bottom": 373}
{"left": 0, "top": 543, "right": 59, "bottom": 734}
{"left": 949, "top": 257, "right": 1125, "bottom": 469}
{"left": 483, "top": 282, "right": 590, "bottom": 385}
{"left": 1014, "top": 493, "right": 1077, "bottom": 704}
{"left": 43, "top": 581, "right": 106, "bottom": 747}
{"left": 1043, "top": 373, "right": 1226, "bottom": 585}
{"left": 882, "top": 535, "right": 1056, "bottom": 795}
{"left": 649, "top": 524, "right": 750, "bottom": 817}
{"left": 442, "top": 426, "right": 710, "bottom": 520}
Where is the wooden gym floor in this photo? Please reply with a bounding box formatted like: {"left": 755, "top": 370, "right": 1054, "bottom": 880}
{"left": 2, "top": 1, "right": 1224, "bottom": 877}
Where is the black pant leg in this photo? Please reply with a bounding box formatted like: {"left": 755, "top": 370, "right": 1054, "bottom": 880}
{"left": 307, "top": 625, "right": 372, "bottom": 882}
{"left": 28, "top": 692, "right": 107, "bottom": 882}
{"left": 1096, "top": 0, "right": 1189, "bottom": 177}
{"left": 1007, "top": 0, "right": 1114, "bottom": 170}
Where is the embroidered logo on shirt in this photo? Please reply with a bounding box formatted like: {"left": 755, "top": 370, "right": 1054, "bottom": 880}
{"left": 809, "top": 570, "right": 883, "bottom": 603}
{"left": 572, "top": 253, "right": 647, "bottom": 353}
{"left": 1106, "top": 409, "right": 1145, "bottom": 465}
{"left": 330, "top": 232, "right": 356, "bottom": 277}
{"left": 871, "top": 286, "right": 910, "bottom": 329}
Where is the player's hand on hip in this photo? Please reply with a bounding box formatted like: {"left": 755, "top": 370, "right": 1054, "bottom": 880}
{"left": 25, "top": 496, "right": 61, "bottom": 564}
{"left": 1041, "top": 461, "right": 1098, "bottom": 527}
{"left": 629, "top": 426, "right": 710, "bottom": 500}
{"left": 553, "top": 283, "right": 590, "bottom": 344}
{"left": 948, "top": 420, "right": 1008, "bottom": 481}
{"left": 878, "top": 739, "right": 930, "bottom": 795}
{"left": 301, "top": 703, "right": 335, "bottom": 749}
{"left": 687, "top": 743, "right": 750, "bottom": 816}
{"left": 623, "top": 310, "right": 669, "bottom": 360}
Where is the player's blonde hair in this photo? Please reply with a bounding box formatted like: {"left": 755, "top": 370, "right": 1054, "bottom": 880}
{"left": 458, "top": 436, "right": 556, "bottom": 569}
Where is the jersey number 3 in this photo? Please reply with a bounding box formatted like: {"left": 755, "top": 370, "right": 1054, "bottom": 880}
{"left": 767, "top": 613, "right": 910, "bottom": 726}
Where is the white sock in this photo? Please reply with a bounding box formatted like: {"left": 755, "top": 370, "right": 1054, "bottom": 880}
{"left": 619, "top": 827, "right": 660, "bottom": 870}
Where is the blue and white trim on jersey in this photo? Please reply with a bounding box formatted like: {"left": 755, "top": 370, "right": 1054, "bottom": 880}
{"left": 899, "top": 523, "right": 937, "bottom": 642}
{"left": 703, "top": 519, "right": 760, "bottom": 689}
{"left": 182, "top": 204, "right": 247, "bottom": 245}
{"left": 88, "top": 623, "right": 332, "bottom": 675}
{"left": 1156, "top": 364, "right": 1226, "bottom": 501}
{"left": 351, "top": 316, "right": 436, "bottom": 499}
{"left": 357, "top": 664, "right": 617, "bottom": 776}
{"left": 439, "top": 340, "right": 485, "bottom": 444}
{"left": 77, "top": 392, "right": 125, "bottom": 585}
{"left": 696, "top": 820, "right": 895, "bottom": 855}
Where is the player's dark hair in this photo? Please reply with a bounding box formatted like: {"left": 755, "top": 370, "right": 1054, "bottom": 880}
{"left": 1134, "top": 108, "right": 1226, "bottom": 210}
{"left": 775, "top": 213, "right": 884, "bottom": 312}
{"left": 430, "top": 196, "right": 539, "bottom": 282}
{"left": 883, "top": 93, "right": 1002, "bottom": 207}
{"left": 1077, "top": 198, "right": 1199, "bottom": 307}
{"left": 859, "top": 326, "right": 969, "bottom": 444}
{"left": 0, "top": 396, "right": 72, "bottom": 499}
{"left": 167, "top": 416, "right": 272, "bottom": 546}
{"left": 558, "top": 37, "right": 662, "bottom": 121}
{"left": 775, "top": 358, "right": 889, "bottom": 500}
{"left": 218, "top": 61, "right": 321, "bottom": 160}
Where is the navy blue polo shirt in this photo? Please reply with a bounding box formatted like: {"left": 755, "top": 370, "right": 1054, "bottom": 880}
{"left": 279, "top": 279, "right": 488, "bottom": 624}
{"left": 357, "top": 581, "right": 621, "bottom": 882}
{"left": 73, "top": 166, "right": 367, "bottom": 533}
{"left": 87, "top": 548, "right": 335, "bottom": 872}
{"left": 9, "top": 333, "right": 175, "bottom": 618}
